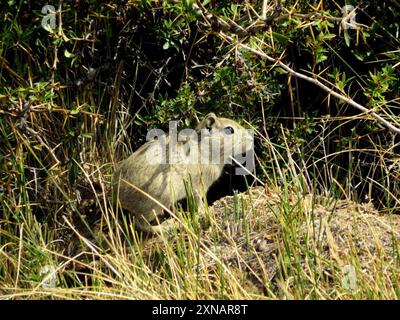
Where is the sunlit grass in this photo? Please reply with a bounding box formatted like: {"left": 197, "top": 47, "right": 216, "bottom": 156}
{"left": 1, "top": 0, "right": 400, "bottom": 301}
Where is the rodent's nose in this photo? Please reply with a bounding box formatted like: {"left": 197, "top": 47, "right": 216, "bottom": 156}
{"left": 246, "top": 134, "right": 254, "bottom": 151}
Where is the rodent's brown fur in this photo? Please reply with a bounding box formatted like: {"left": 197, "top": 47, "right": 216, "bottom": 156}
{"left": 112, "top": 113, "right": 253, "bottom": 234}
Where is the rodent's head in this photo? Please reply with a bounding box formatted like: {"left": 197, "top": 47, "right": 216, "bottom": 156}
{"left": 196, "top": 113, "right": 254, "bottom": 165}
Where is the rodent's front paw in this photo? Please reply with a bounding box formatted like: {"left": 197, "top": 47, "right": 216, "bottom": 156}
{"left": 159, "top": 219, "right": 180, "bottom": 237}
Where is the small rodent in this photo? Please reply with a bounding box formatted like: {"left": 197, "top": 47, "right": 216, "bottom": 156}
{"left": 112, "top": 113, "right": 253, "bottom": 234}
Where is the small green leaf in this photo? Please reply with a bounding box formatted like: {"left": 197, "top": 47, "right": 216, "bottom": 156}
{"left": 319, "top": 33, "right": 336, "bottom": 40}
{"left": 316, "top": 54, "right": 328, "bottom": 64}
{"left": 64, "top": 50, "right": 75, "bottom": 58}
{"left": 70, "top": 104, "right": 79, "bottom": 115}
{"left": 80, "top": 133, "right": 93, "bottom": 138}
{"left": 272, "top": 32, "right": 290, "bottom": 43}
{"left": 352, "top": 49, "right": 365, "bottom": 61}
{"left": 344, "top": 30, "right": 351, "bottom": 47}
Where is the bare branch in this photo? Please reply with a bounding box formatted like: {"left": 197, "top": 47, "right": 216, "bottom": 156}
{"left": 220, "top": 33, "right": 400, "bottom": 134}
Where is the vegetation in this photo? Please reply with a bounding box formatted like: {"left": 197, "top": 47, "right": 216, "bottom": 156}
{"left": 0, "top": 0, "right": 399, "bottom": 299}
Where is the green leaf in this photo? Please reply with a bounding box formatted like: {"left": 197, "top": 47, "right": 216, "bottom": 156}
{"left": 70, "top": 104, "right": 79, "bottom": 115}
{"left": 352, "top": 49, "right": 365, "bottom": 61}
{"left": 344, "top": 30, "right": 351, "bottom": 47}
{"left": 80, "top": 133, "right": 93, "bottom": 138}
{"left": 272, "top": 32, "right": 290, "bottom": 43}
{"left": 64, "top": 50, "right": 75, "bottom": 58}
{"left": 319, "top": 33, "right": 336, "bottom": 40}
{"left": 316, "top": 54, "right": 328, "bottom": 64}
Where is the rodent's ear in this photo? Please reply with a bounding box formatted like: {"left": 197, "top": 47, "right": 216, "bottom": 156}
{"left": 205, "top": 113, "right": 217, "bottom": 129}
{"left": 196, "top": 112, "right": 219, "bottom": 132}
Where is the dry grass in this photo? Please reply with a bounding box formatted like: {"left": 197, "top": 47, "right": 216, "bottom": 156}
{"left": 1, "top": 171, "right": 399, "bottom": 299}
{"left": 1, "top": 0, "right": 400, "bottom": 300}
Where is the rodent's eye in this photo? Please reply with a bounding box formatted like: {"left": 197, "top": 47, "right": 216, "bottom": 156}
{"left": 224, "top": 126, "right": 235, "bottom": 135}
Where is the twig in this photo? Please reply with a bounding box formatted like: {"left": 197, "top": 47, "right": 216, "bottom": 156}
{"left": 220, "top": 33, "right": 400, "bottom": 134}
{"left": 24, "top": 127, "right": 61, "bottom": 164}
{"left": 262, "top": 0, "right": 269, "bottom": 20}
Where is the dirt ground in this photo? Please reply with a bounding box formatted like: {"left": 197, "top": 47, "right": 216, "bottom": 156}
{"left": 65, "top": 185, "right": 400, "bottom": 297}
{"left": 198, "top": 186, "right": 400, "bottom": 295}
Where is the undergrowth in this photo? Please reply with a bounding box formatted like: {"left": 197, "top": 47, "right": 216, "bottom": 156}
{"left": 1, "top": 0, "right": 399, "bottom": 299}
